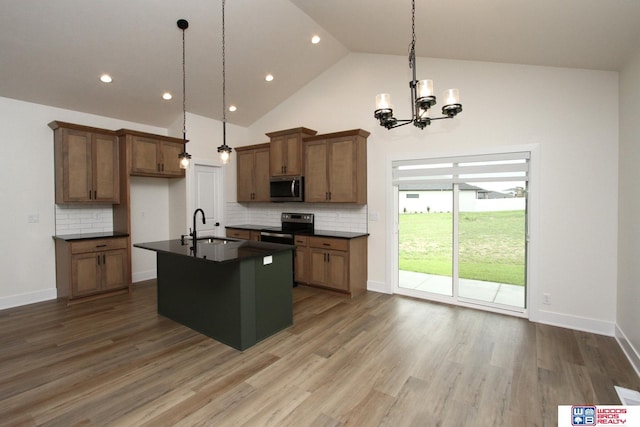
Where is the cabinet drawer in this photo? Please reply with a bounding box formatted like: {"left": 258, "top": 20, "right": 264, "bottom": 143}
{"left": 226, "top": 228, "right": 252, "bottom": 240}
{"left": 71, "top": 237, "right": 128, "bottom": 254}
{"left": 294, "top": 235, "right": 308, "bottom": 246}
{"left": 309, "top": 236, "right": 348, "bottom": 251}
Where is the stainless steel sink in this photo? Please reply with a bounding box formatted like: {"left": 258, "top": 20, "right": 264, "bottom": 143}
{"left": 197, "top": 237, "right": 230, "bottom": 244}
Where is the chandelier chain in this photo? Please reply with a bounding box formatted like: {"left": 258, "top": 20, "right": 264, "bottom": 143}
{"left": 182, "top": 24, "right": 187, "bottom": 139}
{"left": 222, "top": 0, "right": 227, "bottom": 124}
{"left": 409, "top": 0, "right": 416, "bottom": 69}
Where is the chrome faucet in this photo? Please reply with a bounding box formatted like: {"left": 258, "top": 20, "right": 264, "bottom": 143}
{"left": 191, "top": 208, "right": 206, "bottom": 244}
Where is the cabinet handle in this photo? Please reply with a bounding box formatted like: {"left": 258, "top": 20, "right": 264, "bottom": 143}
{"left": 103, "top": 254, "right": 106, "bottom": 264}
{"left": 157, "top": 163, "right": 161, "bottom": 172}
{"left": 322, "top": 243, "right": 330, "bottom": 247}
{"left": 96, "top": 244, "right": 108, "bottom": 248}
{"left": 161, "top": 163, "right": 164, "bottom": 172}
{"left": 94, "top": 190, "right": 97, "bottom": 199}
{"left": 89, "top": 190, "right": 92, "bottom": 200}
{"left": 328, "top": 191, "right": 332, "bottom": 200}
{"left": 97, "top": 255, "right": 101, "bottom": 265}
{"left": 327, "top": 253, "right": 330, "bottom": 262}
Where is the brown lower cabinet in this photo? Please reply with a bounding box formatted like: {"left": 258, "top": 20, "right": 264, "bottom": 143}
{"left": 300, "top": 235, "right": 367, "bottom": 297}
{"left": 54, "top": 237, "right": 130, "bottom": 302}
{"left": 226, "top": 228, "right": 261, "bottom": 241}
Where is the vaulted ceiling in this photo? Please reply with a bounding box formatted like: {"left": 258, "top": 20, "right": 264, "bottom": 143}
{"left": 1, "top": 0, "right": 639, "bottom": 128}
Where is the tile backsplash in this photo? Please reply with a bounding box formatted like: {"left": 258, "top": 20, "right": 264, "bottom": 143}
{"left": 225, "top": 202, "right": 368, "bottom": 233}
{"left": 55, "top": 204, "right": 113, "bottom": 235}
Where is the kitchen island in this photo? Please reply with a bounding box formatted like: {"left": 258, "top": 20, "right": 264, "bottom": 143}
{"left": 134, "top": 237, "right": 294, "bottom": 351}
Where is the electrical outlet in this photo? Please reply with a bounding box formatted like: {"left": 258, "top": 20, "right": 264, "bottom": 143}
{"left": 543, "top": 293, "right": 551, "bottom": 305}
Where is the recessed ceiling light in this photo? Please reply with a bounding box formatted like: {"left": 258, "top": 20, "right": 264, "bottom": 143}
{"left": 311, "top": 35, "right": 321, "bottom": 44}
{"left": 162, "top": 92, "right": 173, "bottom": 100}
{"left": 265, "top": 74, "right": 274, "bottom": 82}
{"left": 100, "top": 74, "right": 113, "bottom": 83}
{"left": 229, "top": 105, "right": 237, "bottom": 112}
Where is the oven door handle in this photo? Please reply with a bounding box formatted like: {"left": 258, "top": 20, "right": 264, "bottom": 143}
{"left": 260, "top": 231, "right": 293, "bottom": 239}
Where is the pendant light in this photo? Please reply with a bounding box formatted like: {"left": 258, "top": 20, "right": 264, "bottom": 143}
{"left": 216, "top": 0, "right": 233, "bottom": 164}
{"left": 177, "top": 19, "right": 192, "bottom": 169}
{"left": 374, "top": 0, "right": 463, "bottom": 130}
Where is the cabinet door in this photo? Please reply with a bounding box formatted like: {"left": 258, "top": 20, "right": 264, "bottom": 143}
{"left": 237, "top": 150, "right": 255, "bottom": 202}
{"left": 295, "top": 246, "right": 309, "bottom": 283}
{"left": 253, "top": 147, "right": 271, "bottom": 201}
{"left": 160, "top": 141, "right": 184, "bottom": 176}
{"left": 93, "top": 133, "right": 119, "bottom": 203}
{"left": 63, "top": 129, "right": 93, "bottom": 202}
{"left": 131, "top": 136, "right": 160, "bottom": 174}
{"left": 309, "top": 248, "right": 327, "bottom": 285}
{"left": 71, "top": 252, "right": 101, "bottom": 297}
{"left": 102, "top": 249, "right": 128, "bottom": 291}
{"left": 327, "top": 138, "right": 357, "bottom": 202}
{"left": 304, "top": 140, "right": 329, "bottom": 202}
{"left": 269, "top": 137, "right": 286, "bottom": 176}
{"left": 282, "top": 135, "right": 302, "bottom": 175}
{"left": 326, "top": 250, "right": 349, "bottom": 291}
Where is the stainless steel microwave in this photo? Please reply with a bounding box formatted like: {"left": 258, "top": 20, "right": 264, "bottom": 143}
{"left": 270, "top": 176, "right": 304, "bottom": 202}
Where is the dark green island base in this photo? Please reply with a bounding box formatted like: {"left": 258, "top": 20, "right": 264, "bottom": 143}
{"left": 134, "top": 238, "right": 294, "bottom": 351}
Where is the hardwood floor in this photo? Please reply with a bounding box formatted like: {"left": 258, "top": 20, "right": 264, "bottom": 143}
{"left": 0, "top": 281, "right": 638, "bottom": 426}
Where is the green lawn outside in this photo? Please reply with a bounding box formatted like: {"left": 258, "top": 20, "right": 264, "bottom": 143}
{"left": 399, "top": 211, "right": 526, "bottom": 286}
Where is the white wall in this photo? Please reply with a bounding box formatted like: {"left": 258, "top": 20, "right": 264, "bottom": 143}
{"left": 0, "top": 96, "right": 167, "bottom": 308}
{"left": 249, "top": 53, "right": 620, "bottom": 334}
{"left": 617, "top": 46, "right": 640, "bottom": 372}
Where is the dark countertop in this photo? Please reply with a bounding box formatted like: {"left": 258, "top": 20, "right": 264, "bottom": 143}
{"left": 134, "top": 238, "right": 293, "bottom": 264}
{"left": 226, "top": 224, "right": 368, "bottom": 239}
{"left": 52, "top": 231, "right": 129, "bottom": 241}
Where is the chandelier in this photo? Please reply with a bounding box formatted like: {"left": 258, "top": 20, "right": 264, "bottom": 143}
{"left": 216, "top": 0, "right": 233, "bottom": 164}
{"left": 177, "top": 19, "right": 192, "bottom": 169}
{"left": 374, "top": 0, "right": 463, "bottom": 130}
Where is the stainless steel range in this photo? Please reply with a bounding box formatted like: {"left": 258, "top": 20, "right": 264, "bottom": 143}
{"left": 259, "top": 213, "right": 314, "bottom": 244}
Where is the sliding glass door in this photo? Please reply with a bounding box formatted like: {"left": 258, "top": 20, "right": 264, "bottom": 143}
{"left": 395, "top": 153, "right": 529, "bottom": 313}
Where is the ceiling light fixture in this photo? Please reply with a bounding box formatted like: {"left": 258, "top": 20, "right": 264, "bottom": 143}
{"left": 311, "top": 35, "right": 321, "bottom": 44}
{"left": 177, "top": 18, "right": 192, "bottom": 169}
{"left": 217, "top": 0, "right": 233, "bottom": 165}
{"left": 229, "top": 105, "right": 237, "bottom": 112}
{"left": 265, "top": 74, "right": 274, "bottom": 82}
{"left": 374, "top": 0, "right": 462, "bottom": 130}
{"left": 100, "top": 74, "right": 112, "bottom": 83}
{"left": 162, "top": 92, "right": 173, "bottom": 100}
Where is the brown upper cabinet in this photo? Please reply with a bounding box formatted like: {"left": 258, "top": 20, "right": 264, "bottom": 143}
{"left": 266, "top": 127, "right": 317, "bottom": 177}
{"left": 303, "top": 129, "right": 369, "bottom": 204}
{"left": 117, "top": 129, "right": 186, "bottom": 178}
{"left": 50, "top": 121, "right": 120, "bottom": 204}
{"left": 235, "top": 143, "right": 271, "bottom": 202}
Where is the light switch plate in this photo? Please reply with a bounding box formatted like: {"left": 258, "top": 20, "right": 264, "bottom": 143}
{"left": 263, "top": 255, "right": 273, "bottom": 265}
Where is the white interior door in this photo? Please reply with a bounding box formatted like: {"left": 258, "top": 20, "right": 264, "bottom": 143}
{"left": 192, "top": 163, "right": 223, "bottom": 237}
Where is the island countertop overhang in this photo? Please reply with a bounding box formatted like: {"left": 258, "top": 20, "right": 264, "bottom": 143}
{"left": 134, "top": 238, "right": 293, "bottom": 264}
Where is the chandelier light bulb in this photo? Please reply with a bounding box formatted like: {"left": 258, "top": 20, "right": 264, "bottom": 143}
{"left": 443, "top": 88, "right": 460, "bottom": 106}
{"left": 375, "top": 93, "right": 392, "bottom": 110}
{"left": 416, "top": 80, "right": 434, "bottom": 99}
{"left": 180, "top": 156, "right": 190, "bottom": 169}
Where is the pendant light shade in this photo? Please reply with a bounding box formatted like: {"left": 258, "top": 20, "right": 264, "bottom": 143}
{"left": 216, "top": 0, "right": 233, "bottom": 164}
{"left": 177, "top": 18, "right": 192, "bottom": 169}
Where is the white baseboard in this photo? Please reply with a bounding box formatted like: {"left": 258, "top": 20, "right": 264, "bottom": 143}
{"left": 367, "top": 280, "right": 392, "bottom": 294}
{"left": 536, "top": 309, "right": 615, "bottom": 336}
{"left": 132, "top": 269, "right": 156, "bottom": 284}
{"left": 0, "top": 288, "right": 57, "bottom": 310}
{"left": 615, "top": 325, "right": 640, "bottom": 379}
